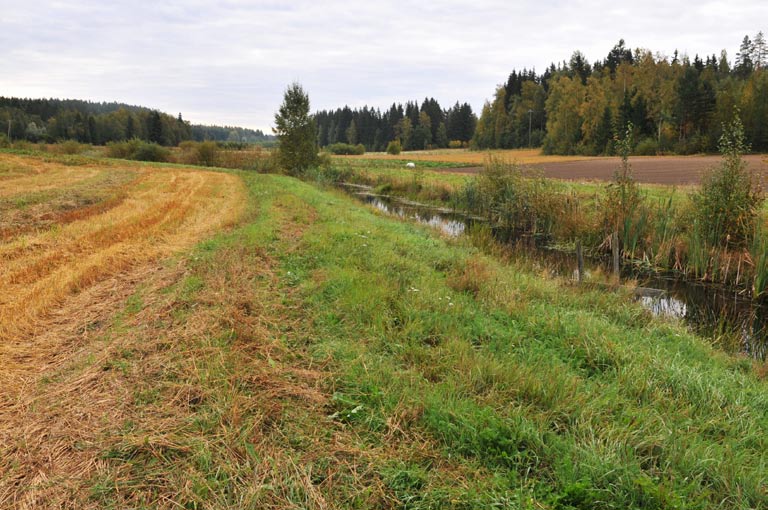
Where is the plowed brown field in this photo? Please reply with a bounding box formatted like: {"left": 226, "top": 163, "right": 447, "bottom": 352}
{"left": 433, "top": 154, "right": 768, "bottom": 185}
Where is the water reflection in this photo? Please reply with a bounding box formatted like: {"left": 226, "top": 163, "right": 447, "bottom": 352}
{"left": 349, "top": 188, "right": 768, "bottom": 359}
{"left": 639, "top": 278, "right": 768, "bottom": 360}
{"left": 638, "top": 294, "right": 688, "bottom": 318}
{"left": 358, "top": 193, "right": 469, "bottom": 237}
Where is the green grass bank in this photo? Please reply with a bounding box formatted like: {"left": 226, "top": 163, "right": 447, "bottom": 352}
{"left": 20, "top": 169, "right": 767, "bottom": 508}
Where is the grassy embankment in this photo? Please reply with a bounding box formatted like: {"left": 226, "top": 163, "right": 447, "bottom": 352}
{"left": 5, "top": 156, "right": 767, "bottom": 508}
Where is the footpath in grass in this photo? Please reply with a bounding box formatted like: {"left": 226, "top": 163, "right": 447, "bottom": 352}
{"left": 4, "top": 170, "right": 767, "bottom": 508}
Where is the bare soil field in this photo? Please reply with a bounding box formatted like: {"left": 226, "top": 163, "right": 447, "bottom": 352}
{"left": 434, "top": 154, "right": 768, "bottom": 185}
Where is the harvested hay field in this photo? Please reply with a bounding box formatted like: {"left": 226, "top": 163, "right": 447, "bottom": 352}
{"left": 0, "top": 154, "right": 103, "bottom": 194}
{"left": 0, "top": 154, "right": 247, "bottom": 375}
{"left": 340, "top": 148, "right": 591, "bottom": 166}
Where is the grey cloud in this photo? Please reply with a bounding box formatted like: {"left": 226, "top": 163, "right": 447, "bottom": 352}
{"left": 1, "top": 0, "right": 765, "bottom": 130}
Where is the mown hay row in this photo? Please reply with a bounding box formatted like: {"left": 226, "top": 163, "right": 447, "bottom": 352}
{"left": 0, "top": 163, "right": 247, "bottom": 366}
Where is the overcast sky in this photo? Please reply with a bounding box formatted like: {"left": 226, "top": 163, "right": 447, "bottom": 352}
{"left": 1, "top": 1, "right": 765, "bottom": 131}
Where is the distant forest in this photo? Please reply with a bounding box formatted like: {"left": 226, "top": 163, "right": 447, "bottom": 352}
{"left": 0, "top": 97, "right": 274, "bottom": 145}
{"left": 474, "top": 32, "right": 768, "bottom": 154}
{"left": 314, "top": 99, "right": 477, "bottom": 152}
{"left": 6, "top": 31, "right": 767, "bottom": 156}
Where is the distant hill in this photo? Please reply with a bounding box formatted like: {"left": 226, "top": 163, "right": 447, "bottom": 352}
{"left": 0, "top": 96, "right": 275, "bottom": 146}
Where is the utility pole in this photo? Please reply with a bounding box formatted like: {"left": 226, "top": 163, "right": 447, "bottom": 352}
{"left": 7, "top": 119, "right": 10, "bottom": 140}
{"left": 527, "top": 109, "right": 533, "bottom": 148}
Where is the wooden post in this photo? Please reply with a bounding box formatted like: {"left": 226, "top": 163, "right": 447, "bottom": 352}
{"left": 576, "top": 239, "right": 584, "bottom": 283}
{"left": 612, "top": 231, "right": 620, "bottom": 280}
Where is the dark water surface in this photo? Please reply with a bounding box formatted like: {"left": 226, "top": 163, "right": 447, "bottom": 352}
{"left": 349, "top": 189, "right": 768, "bottom": 359}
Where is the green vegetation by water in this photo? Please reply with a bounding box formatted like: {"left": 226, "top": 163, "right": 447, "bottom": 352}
{"left": 87, "top": 169, "right": 768, "bottom": 508}
{"left": 325, "top": 125, "right": 768, "bottom": 299}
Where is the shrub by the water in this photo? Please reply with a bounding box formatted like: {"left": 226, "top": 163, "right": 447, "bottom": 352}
{"left": 194, "top": 141, "right": 219, "bottom": 166}
{"left": 690, "top": 114, "right": 763, "bottom": 250}
{"left": 603, "top": 124, "right": 650, "bottom": 258}
{"left": 461, "top": 157, "right": 567, "bottom": 238}
{"left": 179, "top": 140, "right": 219, "bottom": 166}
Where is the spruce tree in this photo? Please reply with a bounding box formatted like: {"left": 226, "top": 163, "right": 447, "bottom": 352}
{"left": 148, "top": 111, "right": 163, "bottom": 144}
{"left": 753, "top": 31, "right": 767, "bottom": 69}
{"left": 735, "top": 35, "right": 754, "bottom": 77}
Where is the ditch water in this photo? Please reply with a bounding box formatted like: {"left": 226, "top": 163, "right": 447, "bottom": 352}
{"left": 346, "top": 187, "right": 768, "bottom": 360}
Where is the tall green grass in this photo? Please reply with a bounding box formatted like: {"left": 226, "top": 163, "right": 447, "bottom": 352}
{"left": 457, "top": 157, "right": 569, "bottom": 241}
{"left": 751, "top": 225, "right": 768, "bottom": 298}
{"left": 275, "top": 175, "right": 768, "bottom": 507}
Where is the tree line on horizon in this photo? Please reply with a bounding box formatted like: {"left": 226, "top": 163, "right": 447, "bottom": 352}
{"left": 6, "top": 31, "right": 767, "bottom": 157}
{"left": 0, "top": 97, "right": 274, "bottom": 146}
{"left": 474, "top": 33, "right": 768, "bottom": 155}
{"left": 314, "top": 99, "right": 477, "bottom": 152}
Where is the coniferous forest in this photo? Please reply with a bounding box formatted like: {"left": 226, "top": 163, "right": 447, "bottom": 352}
{"left": 0, "top": 97, "right": 273, "bottom": 145}
{"left": 314, "top": 99, "right": 477, "bottom": 152}
{"left": 318, "top": 32, "right": 768, "bottom": 154}
{"left": 474, "top": 34, "right": 768, "bottom": 154}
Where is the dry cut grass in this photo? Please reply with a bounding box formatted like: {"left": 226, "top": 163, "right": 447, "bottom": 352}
{"left": 343, "top": 148, "right": 599, "bottom": 166}
{"left": 0, "top": 154, "right": 104, "bottom": 197}
{"left": 0, "top": 155, "right": 247, "bottom": 378}
{"left": 0, "top": 167, "right": 140, "bottom": 240}
{"left": 0, "top": 184, "right": 389, "bottom": 508}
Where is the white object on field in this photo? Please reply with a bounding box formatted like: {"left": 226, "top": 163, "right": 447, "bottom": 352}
{"left": 406, "top": 162, "right": 416, "bottom": 168}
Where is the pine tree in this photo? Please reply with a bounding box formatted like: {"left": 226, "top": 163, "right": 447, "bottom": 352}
{"left": 718, "top": 49, "right": 731, "bottom": 75}
{"left": 606, "top": 39, "right": 633, "bottom": 74}
{"left": 569, "top": 51, "right": 591, "bottom": 84}
{"left": 125, "top": 115, "right": 135, "bottom": 140}
{"left": 436, "top": 122, "right": 448, "bottom": 148}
